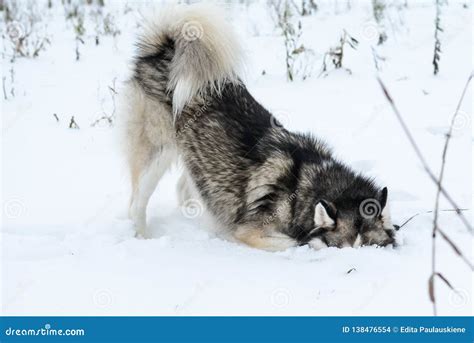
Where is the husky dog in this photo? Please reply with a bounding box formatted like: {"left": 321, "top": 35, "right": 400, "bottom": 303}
{"left": 123, "top": 4, "right": 395, "bottom": 251}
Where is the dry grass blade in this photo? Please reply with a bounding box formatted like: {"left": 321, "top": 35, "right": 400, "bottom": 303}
{"left": 398, "top": 208, "right": 468, "bottom": 229}
{"left": 430, "top": 73, "right": 472, "bottom": 315}
{"left": 438, "top": 227, "right": 473, "bottom": 270}
{"left": 428, "top": 275, "right": 435, "bottom": 303}
{"left": 378, "top": 75, "right": 473, "bottom": 316}
{"left": 377, "top": 77, "right": 472, "bottom": 233}
{"left": 434, "top": 272, "right": 455, "bottom": 291}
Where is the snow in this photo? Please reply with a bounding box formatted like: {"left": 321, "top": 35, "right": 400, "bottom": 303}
{"left": 1, "top": 0, "right": 472, "bottom": 316}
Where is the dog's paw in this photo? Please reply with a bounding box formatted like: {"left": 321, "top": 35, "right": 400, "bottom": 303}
{"left": 308, "top": 237, "right": 328, "bottom": 250}
{"left": 134, "top": 228, "right": 149, "bottom": 239}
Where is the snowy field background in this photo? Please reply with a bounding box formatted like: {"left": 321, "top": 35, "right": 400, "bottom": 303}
{"left": 1, "top": 0, "right": 472, "bottom": 316}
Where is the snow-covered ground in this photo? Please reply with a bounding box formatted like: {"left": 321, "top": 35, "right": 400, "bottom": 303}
{"left": 1, "top": 0, "right": 472, "bottom": 316}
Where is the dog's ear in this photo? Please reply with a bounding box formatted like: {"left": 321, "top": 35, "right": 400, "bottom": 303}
{"left": 379, "top": 187, "right": 392, "bottom": 226}
{"left": 380, "top": 187, "right": 388, "bottom": 210}
{"left": 314, "top": 200, "right": 337, "bottom": 229}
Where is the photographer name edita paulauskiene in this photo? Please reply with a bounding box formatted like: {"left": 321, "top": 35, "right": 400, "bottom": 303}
{"left": 400, "top": 326, "right": 466, "bottom": 334}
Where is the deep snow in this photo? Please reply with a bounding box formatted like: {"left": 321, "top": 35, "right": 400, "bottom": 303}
{"left": 1, "top": 0, "right": 472, "bottom": 316}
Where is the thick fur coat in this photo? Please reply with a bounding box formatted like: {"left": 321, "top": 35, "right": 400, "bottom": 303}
{"left": 123, "top": 4, "right": 395, "bottom": 251}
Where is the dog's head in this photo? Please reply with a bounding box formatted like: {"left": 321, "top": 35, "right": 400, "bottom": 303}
{"left": 306, "top": 187, "right": 396, "bottom": 249}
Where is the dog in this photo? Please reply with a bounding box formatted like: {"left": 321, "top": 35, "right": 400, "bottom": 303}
{"left": 122, "top": 4, "right": 396, "bottom": 251}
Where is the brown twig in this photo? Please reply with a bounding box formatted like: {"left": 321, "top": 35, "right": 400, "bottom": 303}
{"left": 91, "top": 78, "right": 117, "bottom": 127}
{"left": 377, "top": 77, "right": 473, "bottom": 234}
{"left": 432, "top": 73, "right": 472, "bottom": 233}
{"left": 430, "top": 73, "right": 473, "bottom": 315}
{"left": 396, "top": 208, "right": 472, "bottom": 270}
{"left": 429, "top": 272, "right": 456, "bottom": 304}
{"left": 437, "top": 227, "right": 473, "bottom": 270}
{"left": 378, "top": 75, "right": 473, "bottom": 316}
{"left": 398, "top": 208, "right": 468, "bottom": 229}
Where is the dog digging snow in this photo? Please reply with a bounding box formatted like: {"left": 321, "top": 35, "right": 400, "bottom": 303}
{"left": 122, "top": 4, "right": 396, "bottom": 251}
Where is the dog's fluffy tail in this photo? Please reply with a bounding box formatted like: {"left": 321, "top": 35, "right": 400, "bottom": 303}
{"left": 136, "top": 4, "right": 243, "bottom": 116}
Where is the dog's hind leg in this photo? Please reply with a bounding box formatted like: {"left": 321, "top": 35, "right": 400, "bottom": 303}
{"left": 123, "top": 81, "right": 176, "bottom": 238}
{"left": 129, "top": 147, "right": 175, "bottom": 238}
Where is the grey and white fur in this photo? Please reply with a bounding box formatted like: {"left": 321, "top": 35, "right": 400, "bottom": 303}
{"left": 123, "top": 4, "right": 396, "bottom": 251}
